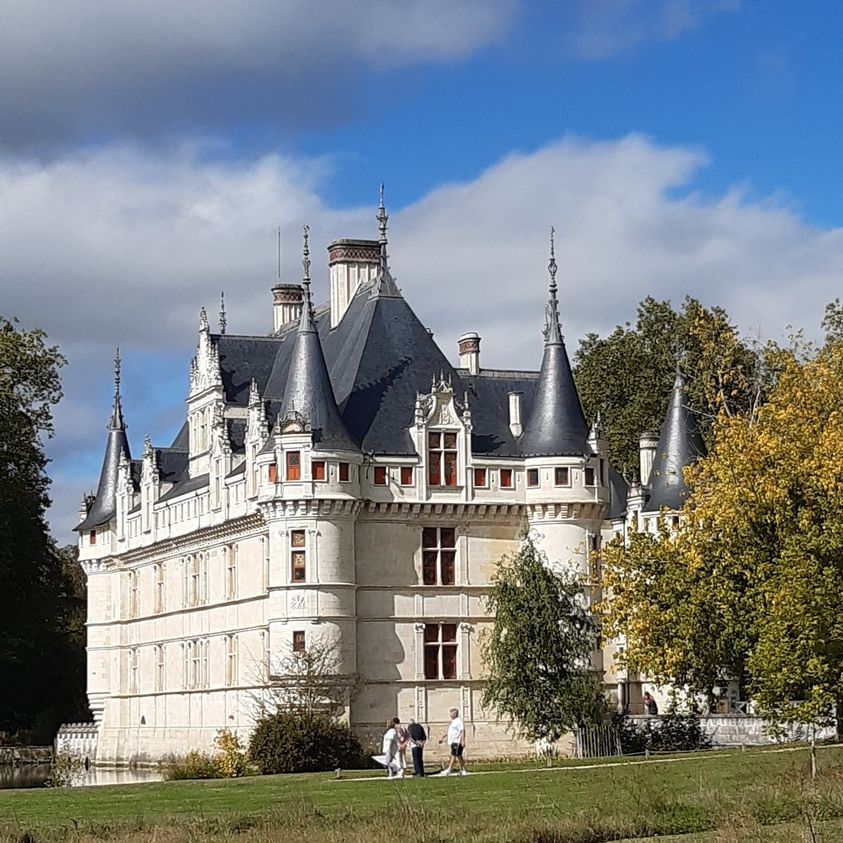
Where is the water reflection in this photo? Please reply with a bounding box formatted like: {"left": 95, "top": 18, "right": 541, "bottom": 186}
{"left": 1, "top": 764, "right": 163, "bottom": 789}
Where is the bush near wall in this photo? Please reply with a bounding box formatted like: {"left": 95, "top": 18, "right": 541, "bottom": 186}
{"left": 249, "top": 711, "right": 366, "bottom": 774}
{"left": 614, "top": 712, "right": 712, "bottom": 754}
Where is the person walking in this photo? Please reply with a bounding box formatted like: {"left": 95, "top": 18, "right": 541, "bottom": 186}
{"left": 407, "top": 718, "right": 427, "bottom": 777}
{"left": 393, "top": 717, "right": 409, "bottom": 776}
{"left": 381, "top": 719, "right": 402, "bottom": 779}
{"left": 437, "top": 707, "right": 468, "bottom": 776}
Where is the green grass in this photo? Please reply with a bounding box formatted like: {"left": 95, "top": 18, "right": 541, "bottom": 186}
{"left": 2, "top": 745, "right": 843, "bottom": 842}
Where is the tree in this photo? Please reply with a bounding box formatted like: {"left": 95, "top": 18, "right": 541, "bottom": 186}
{"left": 602, "top": 339, "right": 843, "bottom": 738}
{"left": 574, "top": 297, "right": 759, "bottom": 476}
{"left": 481, "top": 536, "right": 605, "bottom": 744}
{"left": 247, "top": 634, "right": 359, "bottom": 722}
{"left": 0, "top": 317, "right": 87, "bottom": 741}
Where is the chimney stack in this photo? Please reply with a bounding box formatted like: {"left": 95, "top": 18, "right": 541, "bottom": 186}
{"left": 508, "top": 392, "right": 523, "bottom": 438}
{"left": 639, "top": 430, "right": 659, "bottom": 487}
{"left": 458, "top": 332, "right": 481, "bottom": 375}
{"left": 327, "top": 239, "right": 380, "bottom": 328}
{"left": 272, "top": 283, "right": 304, "bottom": 332}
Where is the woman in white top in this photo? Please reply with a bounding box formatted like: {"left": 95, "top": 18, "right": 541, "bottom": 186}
{"left": 381, "top": 719, "right": 402, "bottom": 779}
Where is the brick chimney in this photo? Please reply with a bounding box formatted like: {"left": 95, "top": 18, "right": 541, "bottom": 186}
{"left": 458, "top": 332, "right": 481, "bottom": 375}
{"left": 327, "top": 239, "right": 380, "bottom": 327}
{"left": 272, "top": 283, "right": 304, "bottom": 332}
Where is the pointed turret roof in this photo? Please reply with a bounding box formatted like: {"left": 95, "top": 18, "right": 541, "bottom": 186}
{"left": 76, "top": 349, "right": 131, "bottom": 531}
{"left": 519, "top": 229, "right": 590, "bottom": 457}
{"left": 277, "top": 226, "right": 358, "bottom": 451}
{"left": 644, "top": 369, "right": 707, "bottom": 513}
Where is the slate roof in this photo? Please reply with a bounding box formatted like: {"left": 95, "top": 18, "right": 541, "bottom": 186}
{"left": 644, "top": 371, "right": 707, "bottom": 513}
{"left": 76, "top": 394, "right": 131, "bottom": 531}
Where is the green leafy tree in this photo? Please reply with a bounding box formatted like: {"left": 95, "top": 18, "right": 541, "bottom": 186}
{"left": 602, "top": 340, "right": 843, "bottom": 738}
{"left": 0, "top": 317, "right": 88, "bottom": 741}
{"left": 481, "top": 536, "right": 605, "bottom": 743}
{"left": 574, "top": 296, "right": 759, "bottom": 476}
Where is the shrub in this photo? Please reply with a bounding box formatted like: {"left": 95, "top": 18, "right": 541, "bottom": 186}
{"left": 214, "top": 728, "right": 248, "bottom": 777}
{"left": 249, "top": 711, "right": 365, "bottom": 774}
{"left": 161, "top": 750, "right": 222, "bottom": 781}
{"left": 614, "top": 711, "right": 712, "bottom": 755}
{"left": 44, "top": 743, "right": 83, "bottom": 787}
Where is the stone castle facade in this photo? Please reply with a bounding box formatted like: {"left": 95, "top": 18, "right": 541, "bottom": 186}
{"left": 76, "top": 197, "right": 702, "bottom": 764}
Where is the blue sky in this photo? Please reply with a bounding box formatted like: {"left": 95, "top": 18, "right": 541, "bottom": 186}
{"left": 3, "top": 0, "right": 843, "bottom": 539}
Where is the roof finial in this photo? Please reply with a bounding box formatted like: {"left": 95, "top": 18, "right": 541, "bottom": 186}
{"left": 219, "top": 291, "right": 227, "bottom": 335}
{"left": 543, "top": 226, "right": 562, "bottom": 345}
{"left": 302, "top": 224, "right": 311, "bottom": 291}
{"left": 378, "top": 183, "right": 388, "bottom": 245}
{"left": 199, "top": 306, "right": 209, "bottom": 332}
{"left": 114, "top": 346, "right": 121, "bottom": 399}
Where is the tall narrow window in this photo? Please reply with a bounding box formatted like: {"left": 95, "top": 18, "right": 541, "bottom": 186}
{"left": 268, "top": 462, "right": 278, "bottom": 483}
{"left": 226, "top": 545, "right": 237, "bottom": 600}
{"left": 286, "top": 451, "right": 301, "bottom": 481}
{"left": 190, "top": 640, "right": 201, "bottom": 689}
{"left": 473, "top": 468, "right": 487, "bottom": 488}
{"left": 428, "top": 431, "right": 458, "bottom": 486}
{"left": 312, "top": 460, "right": 326, "bottom": 481}
{"left": 262, "top": 536, "right": 270, "bottom": 593}
{"left": 527, "top": 468, "right": 539, "bottom": 487}
{"left": 89, "top": 530, "right": 97, "bottom": 545}
{"left": 128, "top": 571, "right": 139, "bottom": 618}
{"left": 129, "top": 647, "right": 139, "bottom": 694}
{"left": 155, "top": 645, "right": 165, "bottom": 692}
{"left": 292, "top": 630, "right": 306, "bottom": 652}
{"left": 422, "top": 527, "right": 456, "bottom": 585}
{"left": 400, "top": 466, "right": 414, "bottom": 486}
{"left": 339, "top": 462, "right": 350, "bottom": 482}
{"left": 373, "top": 466, "right": 387, "bottom": 485}
{"left": 181, "top": 643, "right": 188, "bottom": 690}
{"left": 499, "top": 468, "right": 513, "bottom": 489}
{"left": 190, "top": 555, "right": 200, "bottom": 607}
{"left": 154, "top": 563, "right": 165, "bottom": 614}
{"left": 291, "top": 530, "right": 306, "bottom": 582}
{"left": 225, "top": 636, "right": 238, "bottom": 687}
{"left": 584, "top": 467, "right": 596, "bottom": 486}
{"left": 423, "top": 623, "right": 458, "bottom": 680}
{"left": 554, "top": 467, "right": 570, "bottom": 486}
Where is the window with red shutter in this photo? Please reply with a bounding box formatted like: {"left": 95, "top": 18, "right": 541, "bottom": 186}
{"left": 286, "top": 451, "right": 301, "bottom": 481}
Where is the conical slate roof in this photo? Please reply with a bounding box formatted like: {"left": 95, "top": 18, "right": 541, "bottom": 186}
{"left": 644, "top": 370, "right": 707, "bottom": 513}
{"left": 76, "top": 353, "right": 131, "bottom": 531}
{"left": 519, "top": 232, "right": 590, "bottom": 457}
{"left": 277, "top": 231, "right": 357, "bottom": 452}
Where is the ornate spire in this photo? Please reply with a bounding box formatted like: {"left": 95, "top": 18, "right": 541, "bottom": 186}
{"left": 219, "top": 291, "right": 227, "bottom": 335}
{"left": 302, "top": 223, "right": 311, "bottom": 292}
{"left": 370, "top": 184, "right": 401, "bottom": 299}
{"left": 109, "top": 347, "right": 125, "bottom": 431}
{"left": 544, "top": 226, "right": 562, "bottom": 345}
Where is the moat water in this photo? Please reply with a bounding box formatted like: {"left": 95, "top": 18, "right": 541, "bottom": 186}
{"left": 0, "top": 764, "right": 163, "bottom": 789}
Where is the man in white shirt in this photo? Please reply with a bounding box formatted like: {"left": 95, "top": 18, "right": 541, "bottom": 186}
{"left": 437, "top": 707, "right": 468, "bottom": 776}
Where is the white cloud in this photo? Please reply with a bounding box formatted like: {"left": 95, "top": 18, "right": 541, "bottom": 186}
{"left": 0, "top": 0, "right": 517, "bottom": 149}
{"left": 4, "top": 134, "right": 840, "bottom": 540}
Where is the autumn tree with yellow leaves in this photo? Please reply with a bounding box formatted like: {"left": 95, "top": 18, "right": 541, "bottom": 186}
{"left": 602, "top": 339, "right": 843, "bottom": 736}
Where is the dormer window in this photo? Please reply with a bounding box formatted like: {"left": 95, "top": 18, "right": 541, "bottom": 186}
{"left": 286, "top": 451, "right": 301, "bottom": 481}
{"left": 500, "top": 468, "right": 513, "bottom": 489}
{"left": 89, "top": 530, "right": 97, "bottom": 545}
{"left": 312, "top": 460, "right": 326, "bottom": 481}
{"left": 374, "top": 466, "right": 387, "bottom": 485}
{"left": 428, "top": 431, "right": 458, "bottom": 487}
{"left": 339, "top": 462, "right": 350, "bottom": 482}
{"left": 268, "top": 463, "right": 278, "bottom": 484}
{"left": 584, "top": 467, "right": 596, "bottom": 486}
{"left": 473, "top": 468, "right": 487, "bottom": 488}
{"left": 400, "top": 466, "right": 414, "bottom": 486}
{"left": 527, "top": 469, "right": 539, "bottom": 487}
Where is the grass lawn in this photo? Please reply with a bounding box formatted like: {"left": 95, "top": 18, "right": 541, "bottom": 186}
{"left": 2, "top": 745, "right": 843, "bottom": 842}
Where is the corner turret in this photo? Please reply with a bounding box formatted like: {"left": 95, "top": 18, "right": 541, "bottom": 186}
{"left": 519, "top": 229, "right": 589, "bottom": 457}
{"left": 76, "top": 349, "right": 131, "bottom": 532}
{"left": 643, "top": 369, "right": 706, "bottom": 513}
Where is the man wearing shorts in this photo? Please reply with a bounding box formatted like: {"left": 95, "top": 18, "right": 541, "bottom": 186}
{"left": 437, "top": 707, "right": 468, "bottom": 776}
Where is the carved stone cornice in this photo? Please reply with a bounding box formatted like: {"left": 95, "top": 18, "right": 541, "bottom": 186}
{"left": 116, "top": 512, "right": 265, "bottom": 565}
{"left": 360, "top": 501, "right": 525, "bottom": 520}
{"left": 258, "top": 498, "right": 362, "bottom": 520}
{"left": 526, "top": 501, "right": 608, "bottom": 521}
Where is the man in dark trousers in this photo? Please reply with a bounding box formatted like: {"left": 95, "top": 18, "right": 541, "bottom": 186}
{"left": 407, "top": 718, "right": 427, "bottom": 777}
